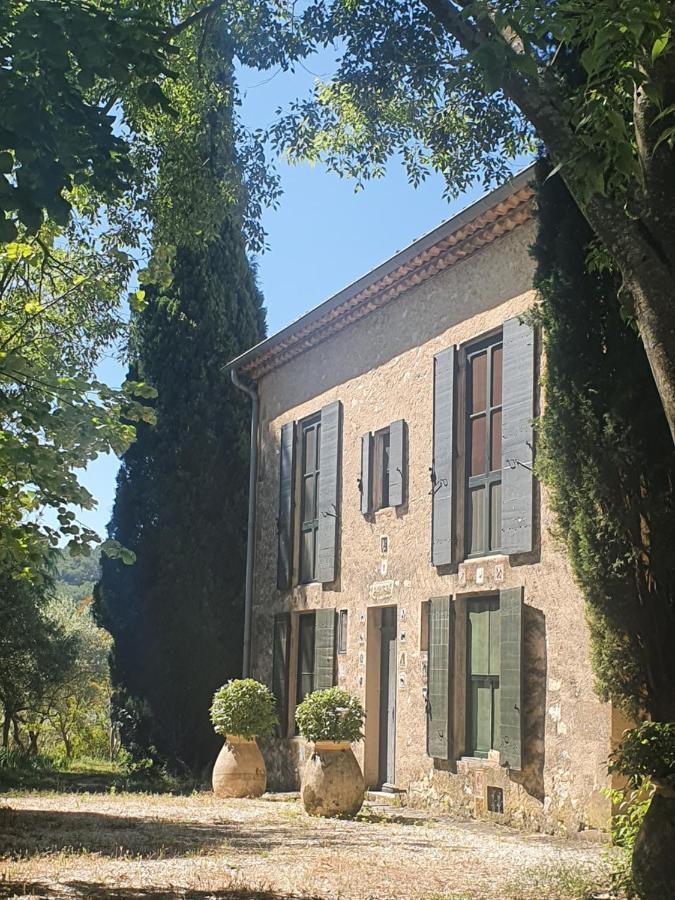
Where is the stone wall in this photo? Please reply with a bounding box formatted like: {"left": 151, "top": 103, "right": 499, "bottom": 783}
{"left": 248, "top": 220, "right": 612, "bottom": 834}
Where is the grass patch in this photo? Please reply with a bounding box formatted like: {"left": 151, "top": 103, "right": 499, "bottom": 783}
{"left": 503, "top": 862, "right": 609, "bottom": 900}
{"left": 0, "top": 753, "right": 202, "bottom": 795}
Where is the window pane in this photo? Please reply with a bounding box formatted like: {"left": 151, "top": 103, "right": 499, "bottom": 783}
{"left": 469, "top": 485, "right": 485, "bottom": 555}
{"left": 468, "top": 604, "right": 490, "bottom": 675}
{"left": 490, "top": 481, "right": 502, "bottom": 551}
{"left": 300, "top": 530, "right": 315, "bottom": 583}
{"left": 471, "top": 415, "right": 487, "bottom": 476}
{"left": 491, "top": 345, "right": 503, "bottom": 406}
{"left": 469, "top": 681, "right": 493, "bottom": 756}
{"left": 338, "top": 610, "right": 348, "bottom": 653}
{"left": 304, "top": 426, "right": 316, "bottom": 474}
{"left": 302, "top": 474, "right": 315, "bottom": 522}
{"left": 470, "top": 351, "right": 488, "bottom": 414}
{"left": 381, "top": 431, "right": 390, "bottom": 507}
{"left": 490, "top": 409, "right": 502, "bottom": 472}
{"left": 316, "top": 423, "right": 321, "bottom": 468}
{"left": 297, "top": 614, "right": 316, "bottom": 703}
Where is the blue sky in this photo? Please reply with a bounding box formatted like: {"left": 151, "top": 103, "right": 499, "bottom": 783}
{"left": 74, "top": 57, "right": 529, "bottom": 540}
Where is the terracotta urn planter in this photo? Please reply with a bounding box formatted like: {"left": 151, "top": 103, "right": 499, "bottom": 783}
{"left": 301, "top": 740, "right": 365, "bottom": 817}
{"left": 631, "top": 783, "right": 675, "bottom": 899}
{"left": 212, "top": 735, "right": 266, "bottom": 799}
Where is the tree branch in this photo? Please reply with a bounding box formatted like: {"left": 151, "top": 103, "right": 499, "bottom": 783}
{"left": 171, "top": 0, "right": 226, "bottom": 36}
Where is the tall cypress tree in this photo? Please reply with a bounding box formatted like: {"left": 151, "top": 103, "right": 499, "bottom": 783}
{"left": 97, "top": 216, "right": 265, "bottom": 772}
{"left": 532, "top": 161, "right": 675, "bottom": 723}
{"left": 95, "top": 26, "right": 266, "bottom": 771}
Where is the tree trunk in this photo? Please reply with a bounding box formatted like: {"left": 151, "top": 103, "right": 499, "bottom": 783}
{"left": 27, "top": 729, "right": 39, "bottom": 756}
{"left": 632, "top": 788, "right": 675, "bottom": 899}
{"left": 11, "top": 716, "right": 25, "bottom": 752}
{"left": 2, "top": 708, "right": 10, "bottom": 749}
{"left": 421, "top": 0, "right": 675, "bottom": 442}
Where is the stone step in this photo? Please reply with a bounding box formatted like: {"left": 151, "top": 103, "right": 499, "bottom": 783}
{"left": 365, "top": 789, "right": 407, "bottom": 807}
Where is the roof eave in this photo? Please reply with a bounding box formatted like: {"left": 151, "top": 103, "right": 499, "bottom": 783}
{"left": 226, "top": 164, "right": 535, "bottom": 379}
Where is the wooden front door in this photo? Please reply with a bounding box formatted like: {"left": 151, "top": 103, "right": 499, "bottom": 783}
{"left": 378, "top": 606, "right": 397, "bottom": 788}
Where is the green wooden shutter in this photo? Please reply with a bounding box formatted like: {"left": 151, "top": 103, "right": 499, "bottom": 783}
{"left": 501, "top": 317, "right": 535, "bottom": 554}
{"left": 317, "top": 401, "right": 342, "bottom": 583}
{"left": 360, "top": 432, "right": 372, "bottom": 514}
{"left": 314, "top": 608, "right": 336, "bottom": 691}
{"left": 499, "top": 586, "right": 523, "bottom": 770}
{"left": 388, "top": 419, "right": 406, "bottom": 507}
{"left": 277, "top": 421, "right": 296, "bottom": 590}
{"left": 427, "top": 596, "right": 453, "bottom": 759}
{"left": 432, "top": 348, "right": 456, "bottom": 565}
{"left": 272, "top": 613, "right": 290, "bottom": 736}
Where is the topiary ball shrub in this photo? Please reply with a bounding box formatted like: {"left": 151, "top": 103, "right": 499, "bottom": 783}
{"left": 295, "top": 688, "right": 365, "bottom": 743}
{"left": 210, "top": 679, "right": 278, "bottom": 741}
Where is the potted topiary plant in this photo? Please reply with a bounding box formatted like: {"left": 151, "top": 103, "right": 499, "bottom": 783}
{"left": 210, "top": 679, "right": 278, "bottom": 799}
{"left": 295, "top": 687, "right": 366, "bottom": 817}
{"left": 609, "top": 721, "right": 675, "bottom": 899}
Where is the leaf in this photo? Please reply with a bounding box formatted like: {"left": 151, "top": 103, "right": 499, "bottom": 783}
{"left": 129, "top": 288, "right": 147, "bottom": 313}
{"left": 651, "top": 30, "right": 671, "bottom": 64}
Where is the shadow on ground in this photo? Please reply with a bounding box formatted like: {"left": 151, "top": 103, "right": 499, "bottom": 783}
{"left": 0, "top": 770, "right": 202, "bottom": 796}
{"left": 0, "top": 880, "right": 316, "bottom": 899}
{"left": 0, "top": 806, "right": 439, "bottom": 861}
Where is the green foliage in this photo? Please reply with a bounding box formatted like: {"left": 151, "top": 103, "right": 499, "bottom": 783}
{"left": 605, "top": 783, "right": 654, "bottom": 898}
{"left": 95, "top": 28, "right": 267, "bottom": 773}
{"left": 531, "top": 161, "right": 675, "bottom": 723}
{"left": 210, "top": 680, "right": 278, "bottom": 741}
{"left": 610, "top": 722, "right": 675, "bottom": 787}
{"left": 0, "top": 212, "right": 157, "bottom": 568}
{"left": 0, "top": 0, "right": 173, "bottom": 242}
{"left": 233, "top": 0, "right": 675, "bottom": 208}
{"left": 0, "top": 558, "right": 75, "bottom": 745}
{"left": 295, "top": 688, "right": 365, "bottom": 743}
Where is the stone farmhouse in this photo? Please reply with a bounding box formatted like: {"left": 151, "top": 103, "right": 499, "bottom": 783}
{"left": 227, "top": 165, "right": 623, "bottom": 833}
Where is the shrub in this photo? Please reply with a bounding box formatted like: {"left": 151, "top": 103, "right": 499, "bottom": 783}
{"left": 295, "top": 688, "right": 365, "bottom": 743}
{"left": 605, "top": 783, "right": 654, "bottom": 899}
{"left": 609, "top": 721, "right": 675, "bottom": 788}
{"left": 210, "top": 679, "right": 278, "bottom": 741}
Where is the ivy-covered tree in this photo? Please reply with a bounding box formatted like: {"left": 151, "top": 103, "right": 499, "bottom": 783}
{"left": 95, "top": 26, "right": 266, "bottom": 771}
{"left": 532, "top": 161, "right": 675, "bottom": 724}
{"left": 96, "top": 212, "right": 265, "bottom": 771}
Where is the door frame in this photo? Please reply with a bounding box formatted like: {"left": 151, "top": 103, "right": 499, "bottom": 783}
{"left": 364, "top": 605, "right": 398, "bottom": 789}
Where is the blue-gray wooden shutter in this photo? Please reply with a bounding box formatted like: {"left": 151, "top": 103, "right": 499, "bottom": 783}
{"left": 389, "top": 419, "right": 406, "bottom": 507}
{"left": 314, "top": 608, "right": 336, "bottom": 691}
{"left": 317, "top": 400, "right": 342, "bottom": 583}
{"left": 501, "top": 317, "right": 535, "bottom": 554}
{"left": 272, "top": 613, "right": 290, "bottom": 736}
{"left": 432, "top": 348, "right": 456, "bottom": 565}
{"left": 277, "top": 421, "right": 296, "bottom": 590}
{"left": 427, "top": 596, "right": 453, "bottom": 759}
{"left": 360, "top": 432, "right": 372, "bottom": 515}
{"left": 499, "top": 586, "right": 523, "bottom": 770}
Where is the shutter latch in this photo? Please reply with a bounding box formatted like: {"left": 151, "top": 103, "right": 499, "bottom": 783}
{"left": 429, "top": 466, "right": 447, "bottom": 496}
{"left": 321, "top": 503, "right": 338, "bottom": 519}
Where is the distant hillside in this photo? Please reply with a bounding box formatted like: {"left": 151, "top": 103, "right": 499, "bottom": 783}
{"left": 55, "top": 547, "right": 101, "bottom": 603}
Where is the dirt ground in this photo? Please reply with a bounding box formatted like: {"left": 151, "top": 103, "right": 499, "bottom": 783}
{"left": 0, "top": 792, "right": 614, "bottom": 899}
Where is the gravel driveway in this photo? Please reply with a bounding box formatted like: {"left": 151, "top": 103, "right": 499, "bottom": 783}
{"left": 0, "top": 792, "right": 614, "bottom": 899}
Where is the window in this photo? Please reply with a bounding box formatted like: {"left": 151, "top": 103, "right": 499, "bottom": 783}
{"left": 373, "top": 427, "right": 391, "bottom": 510}
{"left": 466, "top": 597, "right": 500, "bottom": 758}
{"left": 296, "top": 613, "right": 316, "bottom": 703}
{"left": 299, "top": 416, "right": 321, "bottom": 583}
{"left": 337, "top": 609, "right": 348, "bottom": 654}
{"left": 466, "top": 337, "right": 503, "bottom": 556}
